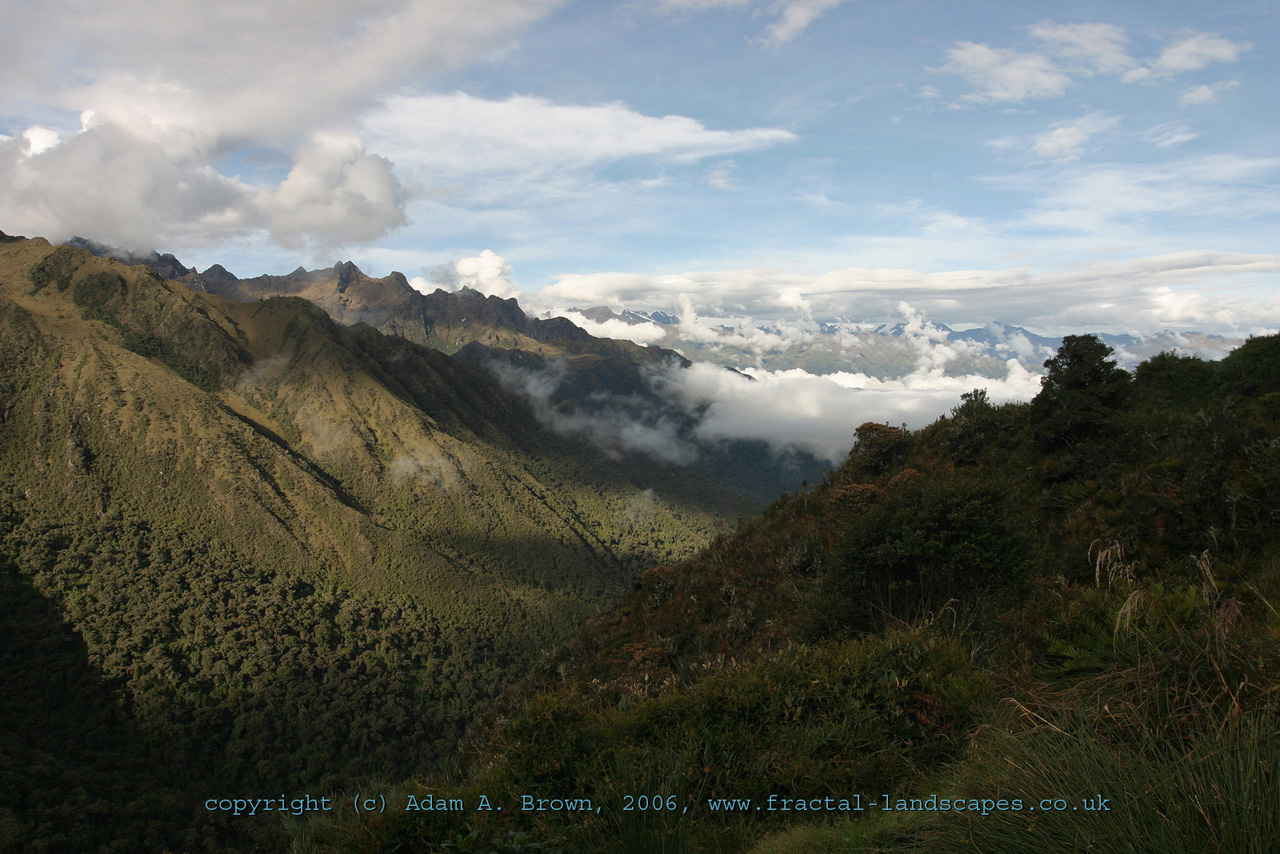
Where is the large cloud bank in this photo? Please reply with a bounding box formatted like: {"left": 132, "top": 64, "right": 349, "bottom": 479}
{"left": 489, "top": 306, "right": 1046, "bottom": 467}
{"left": 0, "top": 0, "right": 561, "bottom": 250}
{"left": 670, "top": 359, "right": 1041, "bottom": 463}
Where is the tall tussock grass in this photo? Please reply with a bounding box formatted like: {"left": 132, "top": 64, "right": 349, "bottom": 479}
{"left": 910, "top": 552, "right": 1280, "bottom": 854}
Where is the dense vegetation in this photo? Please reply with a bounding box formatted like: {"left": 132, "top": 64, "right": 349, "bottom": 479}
{"left": 294, "top": 334, "right": 1280, "bottom": 853}
{"left": 4, "top": 232, "right": 1276, "bottom": 852}
{"left": 0, "top": 237, "right": 754, "bottom": 852}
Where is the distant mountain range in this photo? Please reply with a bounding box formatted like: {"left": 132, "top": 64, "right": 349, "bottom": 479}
{"left": 565, "top": 304, "right": 1243, "bottom": 379}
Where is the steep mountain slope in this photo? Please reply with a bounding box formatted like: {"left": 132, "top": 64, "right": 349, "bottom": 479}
{"left": 68, "top": 238, "right": 830, "bottom": 501}
{"left": 297, "top": 335, "right": 1280, "bottom": 853}
{"left": 0, "top": 234, "right": 753, "bottom": 850}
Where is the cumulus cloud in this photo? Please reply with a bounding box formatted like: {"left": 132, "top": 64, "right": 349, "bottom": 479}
{"left": 255, "top": 132, "right": 409, "bottom": 250}
{"left": 21, "top": 127, "right": 61, "bottom": 156}
{"left": 1032, "top": 126, "right": 1092, "bottom": 161}
{"left": 456, "top": 250, "right": 518, "bottom": 298}
{"left": 1123, "top": 33, "right": 1250, "bottom": 83}
{"left": 0, "top": 0, "right": 563, "bottom": 249}
{"left": 0, "top": 122, "right": 411, "bottom": 252}
{"left": 1029, "top": 21, "right": 1135, "bottom": 75}
{"left": 936, "top": 27, "right": 1249, "bottom": 106}
{"left": 409, "top": 262, "right": 462, "bottom": 295}
{"left": 1030, "top": 113, "right": 1120, "bottom": 161}
{"left": 936, "top": 42, "right": 1073, "bottom": 103}
{"left": 409, "top": 253, "right": 516, "bottom": 297}
{"left": 1178, "top": 80, "right": 1240, "bottom": 106}
{"left": 0, "top": 119, "right": 253, "bottom": 249}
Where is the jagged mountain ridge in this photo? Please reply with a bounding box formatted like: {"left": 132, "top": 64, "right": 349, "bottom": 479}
{"left": 69, "top": 237, "right": 829, "bottom": 501}
{"left": 570, "top": 304, "right": 1243, "bottom": 379}
{"left": 67, "top": 235, "right": 685, "bottom": 370}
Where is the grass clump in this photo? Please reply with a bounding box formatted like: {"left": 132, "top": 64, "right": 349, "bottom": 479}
{"left": 752, "top": 555, "right": 1280, "bottom": 854}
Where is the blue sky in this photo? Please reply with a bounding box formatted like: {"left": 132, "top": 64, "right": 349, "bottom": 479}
{"left": 1, "top": 0, "right": 1276, "bottom": 335}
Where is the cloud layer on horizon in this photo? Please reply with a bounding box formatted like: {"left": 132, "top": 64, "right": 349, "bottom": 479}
{"left": 535, "top": 248, "right": 1280, "bottom": 336}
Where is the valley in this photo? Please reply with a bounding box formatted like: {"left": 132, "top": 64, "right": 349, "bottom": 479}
{"left": 2, "top": 234, "right": 1277, "bottom": 853}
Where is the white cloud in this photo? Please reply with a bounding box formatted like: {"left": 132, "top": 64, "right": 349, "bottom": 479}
{"left": 364, "top": 93, "right": 795, "bottom": 175}
{"left": 0, "top": 123, "right": 410, "bottom": 252}
{"left": 0, "top": 0, "right": 564, "bottom": 249}
{"left": 877, "top": 198, "right": 986, "bottom": 235}
{"left": 560, "top": 311, "right": 669, "bottom": 346}
{"left": 456, "top": 250, "right": 518, "bottom": 298}
{"left": 255, "top": 132, "right": 409, "bottom": 250}
{"left": 0, "top": 121, "right": 253, "bottom": 250}
{"left": 2, "top": 0, "right": 564, "bottom": 141}
{"left": 664, "top": 357, "right": 1042, "bottom": 463}
{"left": 761, "top": 0, "right": 853, "bottom": 46}
{"left": 1178, "top": 80, "right": 1240, "bottom": 106}
{"left": 1022, "top": 154, "right": 1280, "bottom": 233}
{"left": 1123, "top": 33, "right": 1250, "bottom": 83}
{"left": 1030, "top": 113, "right": 1120, "bottom": 161}
{"left": 799, "top": 191, "right": 838, "bottom": 207}
{"left": 539, "top": 248, "right": 1280, "bottom": 336}
{"left": 656, "top": 0, "right": 854, "bottom": 45}
{"left": 21, "top": 127, "right": 61, "bottom": 156}
{"left": 657, "top": 0, "right": 752, "bottom": 8}
{"left": 937, "top": 28, "right": 1249, "bottom": 106}
{"left": 1029, "top": 21, "right": 1135, "bottom": 75}
{"left": 1033, "top": 126, "right": 1091, "bottom": 161}
{"left": 705, "top": 159, "right": 737, "bottom": 189}
{"left": 1152, "top": 33, "right": 1249, "bottom": 73}
{"left": 936, "top": 42, "right": 1073, "bottom": 103}
{"left": 486, "top": 359, "right": 697, "bottom": 464}
{"left": 1145, "top": 122, "right": 1199, "bottom": 148}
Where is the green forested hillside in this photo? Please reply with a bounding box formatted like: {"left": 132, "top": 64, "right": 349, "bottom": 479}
{"left": 0, "top": 236, "right": 753, "bottom": 852}
{"left": 298, "top": 335, "right": 1280, "bottom": 853}
{"left": 68, "top": 237, "right": 830, "bottom": 502}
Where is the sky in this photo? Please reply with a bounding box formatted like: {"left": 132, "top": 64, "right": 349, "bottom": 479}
{"left": 1, "top": 0, "right": 1276, "bottom": 338}
{"left": 1, "top": 1, "right": 1277, "bottom": 461}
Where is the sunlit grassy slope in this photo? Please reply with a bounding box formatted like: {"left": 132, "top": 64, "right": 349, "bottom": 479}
{"left": 75, "top": 237, "right": 830, "bottom": 502}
